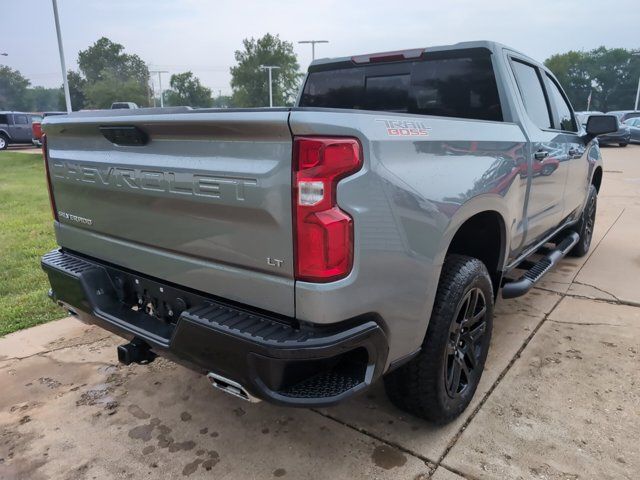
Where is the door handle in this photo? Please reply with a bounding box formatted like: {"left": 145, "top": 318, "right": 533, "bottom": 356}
{"left": 534, "top": 150, "right": 548, "bottom": 161}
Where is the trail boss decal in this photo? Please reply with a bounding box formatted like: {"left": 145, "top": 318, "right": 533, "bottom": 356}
{"left": 376, "top": 119, "right": 431, "bottom": 137}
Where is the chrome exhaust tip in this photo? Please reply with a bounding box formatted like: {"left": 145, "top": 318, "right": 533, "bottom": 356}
{"left": 206, "top": 372, "right": 261, "bottom": 403}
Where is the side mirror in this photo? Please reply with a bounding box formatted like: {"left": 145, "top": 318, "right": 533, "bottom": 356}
{"left": 586, "top": 115, "right": 618, "bottom": 138}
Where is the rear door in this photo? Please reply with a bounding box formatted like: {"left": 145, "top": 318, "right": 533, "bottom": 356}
{"left": 44, "top": 110, "right": 295, "bottom": 316}
{"left": 508, "top": 57, "right": 569, "bottom": 245}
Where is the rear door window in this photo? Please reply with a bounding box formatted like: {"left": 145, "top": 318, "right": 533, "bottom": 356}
{"left": 300, "top": 51, "right": 503, "bottom": 122}
{"left": 15, "top": 115, "right": 29, "bottom": 125}
{"left": 510, "top": 60, "right": 552, "bottom": 130}
{"left": 0, "top": 114, "right": 8, "bottom": 124}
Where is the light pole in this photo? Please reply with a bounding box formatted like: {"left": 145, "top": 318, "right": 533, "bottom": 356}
{"left": 260, "top": 65, "right": 280, "bottom": 107}
{"left": 632, "top": 51, "right": 640, "bottom": 111}
{"left": 51, "top": 0, "right": 71, "bottom": 113}
{"left": 298, "top": 40, "right": 329, "bottom": 61}
{"left": 150, "top": 70, "right": 169, "bottom": 107}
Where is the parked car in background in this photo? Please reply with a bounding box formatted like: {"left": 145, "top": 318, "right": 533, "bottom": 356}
{"left": 32, "top": 112, "right": 67, "bottom": 147}
{"left": 0, "top": 111, "right": 37, "bottom": 150}
{"left": 111, "top": 102, "right": 138, "bottom": 109}
{"left": 607, "top": 110, "right": 640, "bottom": 123}
{"left": 576, "top": 111, "right": 629, "bottom": 147}
{"left": 623, "top": 117, "right": 640, "bottom": 144}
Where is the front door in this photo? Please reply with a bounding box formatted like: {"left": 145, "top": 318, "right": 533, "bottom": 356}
{"left": 542, "top": 73, "right": 588, "bottom": 218}
{"left": 509, "top": 57, "right": 569, "bottom": 246}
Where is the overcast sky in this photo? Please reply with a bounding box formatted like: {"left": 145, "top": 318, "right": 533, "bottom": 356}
{"left": 2, "top": 0, "right": 639, "bottom": 95}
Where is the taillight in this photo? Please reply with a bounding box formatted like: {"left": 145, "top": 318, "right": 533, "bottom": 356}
{"left": 293, "top": 137, "right": 362, "bottom": 282}
{"left": 42, "top": 134, "right": 58, "bottom": 221}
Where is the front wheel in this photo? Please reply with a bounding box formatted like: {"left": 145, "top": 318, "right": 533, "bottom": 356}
{"left": 619, "top": 143, "right": 628, "bottom": 148}
{"left": 0, "top": 134, "right": 8, "bottom": 150}
{"left": 384, "top": 255, "right": 494, "bottom": 424}
{"left": 568, "top": 184, "right": 597, "bottom": 257}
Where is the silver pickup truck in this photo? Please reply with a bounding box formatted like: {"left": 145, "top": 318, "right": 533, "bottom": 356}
{"left": 41, "top": 41, "right": 618, "bottom": 424}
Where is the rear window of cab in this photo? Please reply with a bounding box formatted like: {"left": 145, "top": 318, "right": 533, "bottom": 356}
{"left": 300, "top": 51, "right": 503, "bottom": 122}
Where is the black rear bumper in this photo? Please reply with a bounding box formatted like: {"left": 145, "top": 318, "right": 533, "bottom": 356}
{"left": 41, "top": 249, "right": 388, "bottom": 407}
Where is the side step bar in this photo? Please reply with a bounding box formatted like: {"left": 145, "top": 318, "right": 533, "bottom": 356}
{"left": 502, "top": 232, "right": 580, "bottom": 299}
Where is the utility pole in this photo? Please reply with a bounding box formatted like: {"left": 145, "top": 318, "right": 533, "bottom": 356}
{"left": 298, "top": 40, "right": 329, "bottom": 61}
{"left": 260, "top": 65, "right": 280, "bottom": 107}
{"left": 150, "top": 70, "right": 169, "bottom": 107}
{"left": 633, "top": 51, "right": 640, "bottom": 111}
{"left": 51, "top": 0, "right": 71, "bottom": 113}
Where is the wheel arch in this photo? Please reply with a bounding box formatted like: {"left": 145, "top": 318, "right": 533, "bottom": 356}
{"left": 437, "top": 201, "right": 510, "bottom": 296}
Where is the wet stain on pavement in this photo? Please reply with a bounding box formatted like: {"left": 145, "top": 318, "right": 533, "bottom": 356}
{"left": 180, "top": 411, "right": 192, "bottom": 421}
{"left": 371, "top": 445, "right": 407, "bottom": 470}
{"left": 182, "top": 458, "right": 202, "bottom": 476}
{"left": 273, "top": 467, "right": 287, "bottom": 477}
{"left": 202, "top": 450, "right": 220, "bottom": 471}
{"left": 128, "top": 418, "right": 161, "bottom": 442}
{"left": 128, "top": 404, "right": 151, "bottom": 419}
{"left": 168, "top": 440, "right": 196, "bottom": 453}
{"left": 142, "top": 445, "right": 155, "bottom": 455}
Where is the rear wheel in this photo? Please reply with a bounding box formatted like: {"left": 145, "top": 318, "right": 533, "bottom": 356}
{"left": 619, "top": 143, "right": 628, "bottom": 147}
{"left": 0, "top": 134, "right": 7, "bottom": 150}
{"left": 384, "top": 255, "right": 493, "bottom": 424}
{"left": 568, "top": 184, "right": 597, "bottom": 257}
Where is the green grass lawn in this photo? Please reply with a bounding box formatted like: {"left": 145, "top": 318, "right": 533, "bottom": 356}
{"left": 0, "top": 152, "right": 65, "bottom": 336}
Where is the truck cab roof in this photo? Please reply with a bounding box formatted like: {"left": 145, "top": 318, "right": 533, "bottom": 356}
{"left": 309, "top": 40, "right": 539, "bottom": 71}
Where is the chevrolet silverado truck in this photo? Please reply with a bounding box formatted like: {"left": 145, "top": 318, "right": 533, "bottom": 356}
{"left": 41, "top": 41, "right": 618, "bottom": 424}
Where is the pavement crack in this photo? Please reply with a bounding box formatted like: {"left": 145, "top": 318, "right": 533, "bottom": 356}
{"left": 434, "top": 294, "right": 565, "bottom": 469}
{"left": 310, "top": 408, "right": 437, "bottom": 471}
{"left": 571, "top": 280, "right": 622, "bottom": 302}
{"left": 548, "top": 319, "right": 624, "bottom": 327}
{"left": 571, "top": 207, "right": 625, "bottom": 281}
{"left": 1, "top": 334, "right": 112, "bottom": 362}
{"left": 535, "top": 286, "right": 640, "bottom": 309}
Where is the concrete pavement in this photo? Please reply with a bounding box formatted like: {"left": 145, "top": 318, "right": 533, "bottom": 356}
{"left": 1, "top": 146, "right": 639, "bottom": 479}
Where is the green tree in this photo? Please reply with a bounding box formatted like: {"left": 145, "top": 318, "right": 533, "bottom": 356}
{"left": 83, "top": 71, "right": 150, "bottom": 109}
{"left": 76, "top": 37, "right": 150, "bottom": 108}
{"left": 78, "top": 37, "right": 148, "bottom": 84}
{"left": 587, "top": 47, "right": 640, "bottom": 112}
{"left": 0, "top": 66, "right": 31, "bottom": 110}
{"left": 230, "top": 33, "right": 302, "bottom": 107}
{"left": 545, "top": 47, "right": 640, "bottom": 112}
{"left": 165, "top": 71, "right": 212, "bottom": 107}
{"left": 26, "top": 87, "right": 62, "bottom": 111}
{"left": 62, "top": 70, "right": 87, "bottom": 111}
{"left": 544, "top": 51, "right": 592, "bottom": 111}
{"left": 212, "top": 94, "right": 234, "bottom": 108}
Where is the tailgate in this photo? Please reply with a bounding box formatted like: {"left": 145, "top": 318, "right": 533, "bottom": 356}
{"left": 43, "top": 110, "right": 295, "bottom": 316}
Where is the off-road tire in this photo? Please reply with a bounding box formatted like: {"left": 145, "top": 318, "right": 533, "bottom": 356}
{"left": 384, "top": 255, "right": 494, "bottom": 424}
{"left": 619, "top": 143, "right": 628, "bottom": 147}
{"left": 568, "top": 184, "right": 597, "bottom": 257}
{"left": 0, "top": 134, "right": 8, "bottom": 150}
